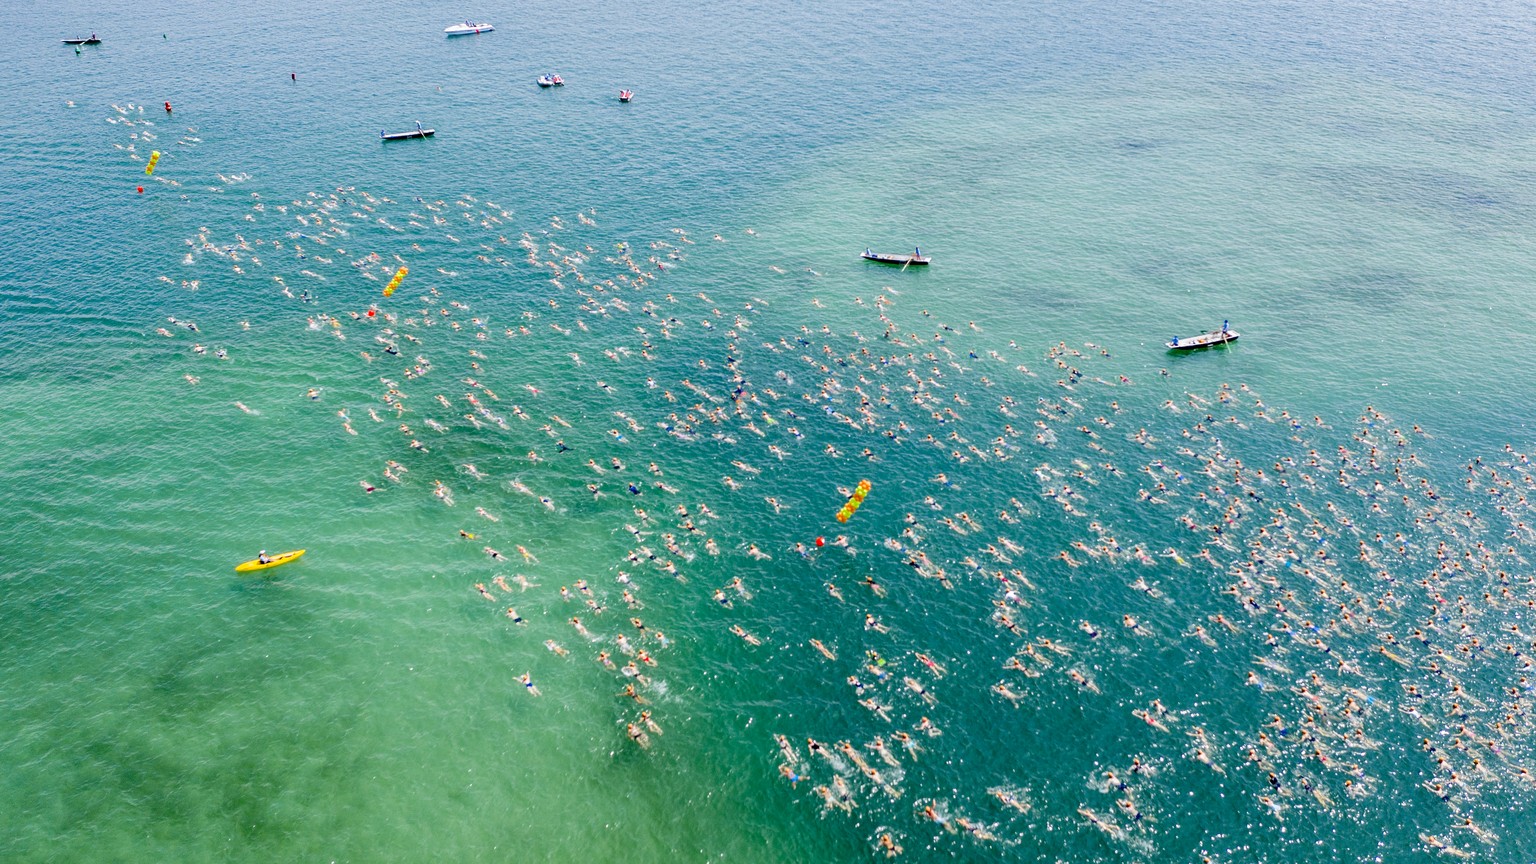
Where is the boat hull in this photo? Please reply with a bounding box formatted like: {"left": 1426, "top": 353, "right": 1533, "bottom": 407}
{"left": 62, "top": 38, "right": 100, "bottom": 44}
{"left": 444, "top": 24, "right": 493, "bottom": 35}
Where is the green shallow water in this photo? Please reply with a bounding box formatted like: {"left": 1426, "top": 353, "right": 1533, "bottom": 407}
{"left": 6, "top": 0, "right": 1536, "bottom": 861}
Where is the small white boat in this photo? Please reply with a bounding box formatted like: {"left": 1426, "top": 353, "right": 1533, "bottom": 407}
{"left": 536, "top": 74, "right": 564, "bottom": 88}
{"left": 619, "top": 89, "right": 633, "bottom": 103}
{"left": 444, "top": 21, "right": 493, "bottom": 36}
{"left": 1167, "top": 321, "right": 1239, "bottom": 350}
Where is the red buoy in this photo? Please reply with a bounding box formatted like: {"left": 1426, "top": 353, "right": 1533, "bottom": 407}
{"left": 164, "top": 101, "right": 172, "bottom": 112}
{"left": 136, "top": 185, "right": 144, "bottom": 194}
{"left": 815, "top": 536, "right": 825, "bottom": 547}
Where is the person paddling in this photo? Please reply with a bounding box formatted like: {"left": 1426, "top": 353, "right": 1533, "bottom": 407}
{"left": 257, "top": 550, "right": 271, "bottom": 565}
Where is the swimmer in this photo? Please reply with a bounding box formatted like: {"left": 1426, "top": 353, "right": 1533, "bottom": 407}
{"left": 994, "top": 683, "right": 1026, "bottom": 706}
{"left": 989, "top": 787, "right": 1029, "bottom": 813}
{"left": 867, "top": 736, "right": 901, "bottom": 770}
{"left": 1132, "top": 707, "right": 1170, "bottom": 733}
{"left": 903, "top": 676, "right": 936, "bottom": 705}
{"left": 859, "top": 698, "right": 894, "bottom": 722}
{"left": 1068, "top": 669, "right": 1100, "bottom": 693}
{"left": 914, "top": 653, "right": 947, "bottom": 676}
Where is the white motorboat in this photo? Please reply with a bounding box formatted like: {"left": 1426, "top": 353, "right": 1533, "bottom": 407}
{"left": 536, "top": 74, "right": 565, "bottom": 88}
{"left": 444, "top": 21, "right": 493, "bottom": 36}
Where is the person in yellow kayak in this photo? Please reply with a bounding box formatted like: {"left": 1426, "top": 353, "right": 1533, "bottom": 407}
{"left": 236, "top": 549, "right": 304, "bottom": 572}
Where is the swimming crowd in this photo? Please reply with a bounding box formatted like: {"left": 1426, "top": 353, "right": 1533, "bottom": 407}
{"left": 138, "top": 118, "right": 1536, "bottom": 859}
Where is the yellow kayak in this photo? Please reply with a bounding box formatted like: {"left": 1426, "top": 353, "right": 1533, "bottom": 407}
{"left": 235, "top": 549, "right": 306, "bottom": 573}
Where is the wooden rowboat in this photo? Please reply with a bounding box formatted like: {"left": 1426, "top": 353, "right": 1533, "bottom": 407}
{"left": 862, "top": 247, "right": 930, "bottom": 266}
{"left": 1167, "top": 322, "right": 1239, "bottom": 350}
{"left": 381, "top": 122, "right": 434, "bottom": 141}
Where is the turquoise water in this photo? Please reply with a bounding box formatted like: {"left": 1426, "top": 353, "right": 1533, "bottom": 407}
{"left": 6, "top": 0, "right": 1536, "bottom": 861}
